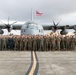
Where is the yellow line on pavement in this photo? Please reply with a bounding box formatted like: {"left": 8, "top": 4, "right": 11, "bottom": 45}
{"left": 28, "top": 51, "right": 36, "bottom": 75}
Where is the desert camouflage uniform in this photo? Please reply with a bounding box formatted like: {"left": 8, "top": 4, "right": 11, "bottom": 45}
{"left": 23, "top": 37, "right": 28, "bottom": 51}
{"left": 39, "top": 36, "right": 44, "bottom": 51}
{"left": 2, "top": 37, "right": 7, "bottom": 50}
{"left": 33, "top": 37, "right": 37, "bottom": 51}
{"left": 51, "top": 36, "right": 56, "bottom": 51}
{"left": 71, "top": 36, "right": 76, "bottom": 50}
{"left": 56, "top": 36, "right": 61, "bottom": 50}
{"left": 61, "top": 36, "right": 65, "bottom": 50}
{"left": 0, "top": 37, "right": 3, "bottom": 50}
{"left": 20, "top": 36, "right": 24, "bottom": 50}
{"left": 28, "top": 37, "right": 33, "bottom": 51}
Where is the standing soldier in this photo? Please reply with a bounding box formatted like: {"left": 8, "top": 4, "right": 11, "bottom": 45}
{"left": 51, "top": 35, "right": 56, "bottom": 51}
{"left": 28, "top": 36, "right": 30, "bottom": 51}
{"left": 66, "top": 36, "right": 70, "bottom": 50}
{"left": 28, "top": 36, "right": 33, "bottom": 51}
{"left": 75, "top": 35, "right": 76, "bottom": 50}
{"left": 44, "top": 36, "right": 47, "bottom": 51}
{"left": 39, "top": 36, "right": 44, "bottom": 51}
{"left": 2, "top": 36, "right": 7, "bottom": 50}
{"left": 33, "top": 36, "right": 37, "bottom": 51}
{"left": 71, "top": 36, "right": 76, "bottom": 50}
{"left": 60, "top": 36, "right": 65, "bottom": 50}
{"left": 56, "top": 36, "right": 61, "bottom": 50}
{"left": 14, "top": 35, "right": 20, "bottom": 51}
{"left": 20, "top": 36, "right": 24, "bottom": 51}
{"left": 69, "top": 36, "right": 72, "bottom": 50}
{"left": 0, "top": 36, "right": 3, "bottom": 50}
{"left": 18, "top": 36, "right": 21, "bottom": 50}
{"left": 64, "top": 36, "right": 67, "bottom": 50}
{"left": 45, "top": 36, "right": 49, "bottom": 51}
{"left": 8, "top": 36, "right": 14, "bottom": 50}
{"left": 23, "top": 36, "right": 28, "bottom": 51}
{"left": 49, "top": 36, "right": 52, "bottom": 51}
{"left": 20, "top": 36, "right": 22, "bottom": 50}
{"left": 14, "top": 36, "right": 16, "bottom": 50}
{"left": 36, "top": 35, "right": 40, "bottom": 51}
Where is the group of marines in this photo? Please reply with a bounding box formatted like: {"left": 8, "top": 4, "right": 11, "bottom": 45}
{"left": 0, "top": 34, "right": 76, "bottom": 51}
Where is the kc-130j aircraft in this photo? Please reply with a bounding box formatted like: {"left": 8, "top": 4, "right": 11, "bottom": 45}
{"left": 0, "top": 17, "right": 76, "bottom": 35}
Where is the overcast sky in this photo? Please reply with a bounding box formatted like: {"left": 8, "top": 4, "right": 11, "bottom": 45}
{"left": 0, "top": 0, "right": 76, "bottom": 35}
{"left": 0, "top": 0, "right": 76, "bottom": 24}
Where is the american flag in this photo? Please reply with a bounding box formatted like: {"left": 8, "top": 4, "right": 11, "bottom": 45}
{"left": 36, "top": 11, "right": 43, "bottom": 16}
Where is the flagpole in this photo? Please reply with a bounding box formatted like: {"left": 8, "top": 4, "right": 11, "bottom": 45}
{"left": 31, "top": 9, "right": 33, "bottom": 21}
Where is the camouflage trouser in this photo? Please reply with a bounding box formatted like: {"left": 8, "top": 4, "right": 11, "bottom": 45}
{"left": 37, "top": 42, "right": 40, "bottom": 51}
{"left": 56, "top": 42, "right": 60, "bottom": 50}
{"left": 66, "top": 43, "right": 69, "bottom": 50}
{"left": 60, "top": 42, "right": 65, "bottom": 50}
{"left": 2, "top": 43, "right": 6, "bottom": 50}
{"left": 33, "top": 43, "right": 37, "bottom": 51}
{"left": 39, "top": 44, "right": 44, "bottom": 51}
{"left": 24, "top": 43, "right": 27, "bottom": 51}
{"left": 28, "top": 43, "right": 32, "bottom": 51}
{"left": 49, "top": 43, "right": 52, "bottom": 51}
{"left": 14, "top": 42, "right": 18, "bottom": 50}
{"left": 0, "top": 44, "right": 2, "bottom": 50}
{"left": 71, "top": 43, "right": 75, "bottom": 50}
{"left": 44, "top": 43, "right": 46, "bottom": 51}
{"left": 45, "top": 43, "right": 48, "bottom": 51}
{"left": 52, "top": 43, "right": 56, "bottom": 51}
{"left": 20, "top": 42, "right": 23, "bottom": 51}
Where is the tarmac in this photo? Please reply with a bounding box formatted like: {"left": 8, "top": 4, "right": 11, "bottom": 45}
{"left": 0, "top": 51, "right": 76, "bottom": 75}
{"left": 0, "top": 51, "right": 31, "bottom": 75}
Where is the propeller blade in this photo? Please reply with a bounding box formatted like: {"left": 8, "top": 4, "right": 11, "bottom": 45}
{"left": 10, "top": 21, "right": 17, "bottom": 25}
{"left": 56, "top": 22, "right": 60, "bottom": 26}
{"left": 0, "top": 21, "right": 7, "bottom": 26}
{"left": 53, "top": 21, "right": 56, "bottom": 26}
{"left": 56, "top": 19, "right": 62, "bottom": 26}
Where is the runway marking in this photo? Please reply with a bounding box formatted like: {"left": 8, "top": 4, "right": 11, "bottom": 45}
{"left": 28, "top": 51, "right": 37, "bottom": 75}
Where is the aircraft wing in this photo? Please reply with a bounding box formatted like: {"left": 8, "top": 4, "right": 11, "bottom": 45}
{"left": 43, "top": 25, "right": 75, "bottom": 30}
{"left": 0, "top": 24, "right": 6, "bottom": 29}
{"left": 0, "top": 24, "right": 22, "bottom": 30}
{"left": 0, "top": 23, "right": 75, "bottom": 30}
{"left": 12, "top": 24, "right": 22, "bottom": 30}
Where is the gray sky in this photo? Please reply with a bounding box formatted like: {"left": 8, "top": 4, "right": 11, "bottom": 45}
{"left": 0, "top": 0, "right": 76, "bottom": 24}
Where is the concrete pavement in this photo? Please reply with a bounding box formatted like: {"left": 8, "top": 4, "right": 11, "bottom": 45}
{"left": 0, "top": 51, "right": 76, "bottom": 75}
{"left": 37, "top": 51, "right": 76, "bottom": 75}
{"left": 0, "top": 51, "right": 31, "bottom": 75}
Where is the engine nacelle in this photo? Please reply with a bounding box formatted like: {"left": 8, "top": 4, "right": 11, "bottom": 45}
{"left": 52, "top": 26, "right": 57, "bottom": 32}
{"left": 73, "top": 25, "right": 76, "bottom": 35}
{"left": 73, "top": 25, "right": 76, "bottom": 30}
{"left": 0, "top": 29, "right": 4, "bottom": 34}
{"left": 60, "top": 30, "right": 68, "bottom": 35}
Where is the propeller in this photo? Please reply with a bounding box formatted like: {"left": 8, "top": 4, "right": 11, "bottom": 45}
{"left": 0, "top": 17, "right": 17, "bottom": 32}
{"left": 52, "top": 19, "right": 61, "bottom": 32}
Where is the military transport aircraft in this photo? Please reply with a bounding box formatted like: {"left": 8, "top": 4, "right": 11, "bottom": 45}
{"left": 0, "top": 18, "right": 76, "bottom": 35}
